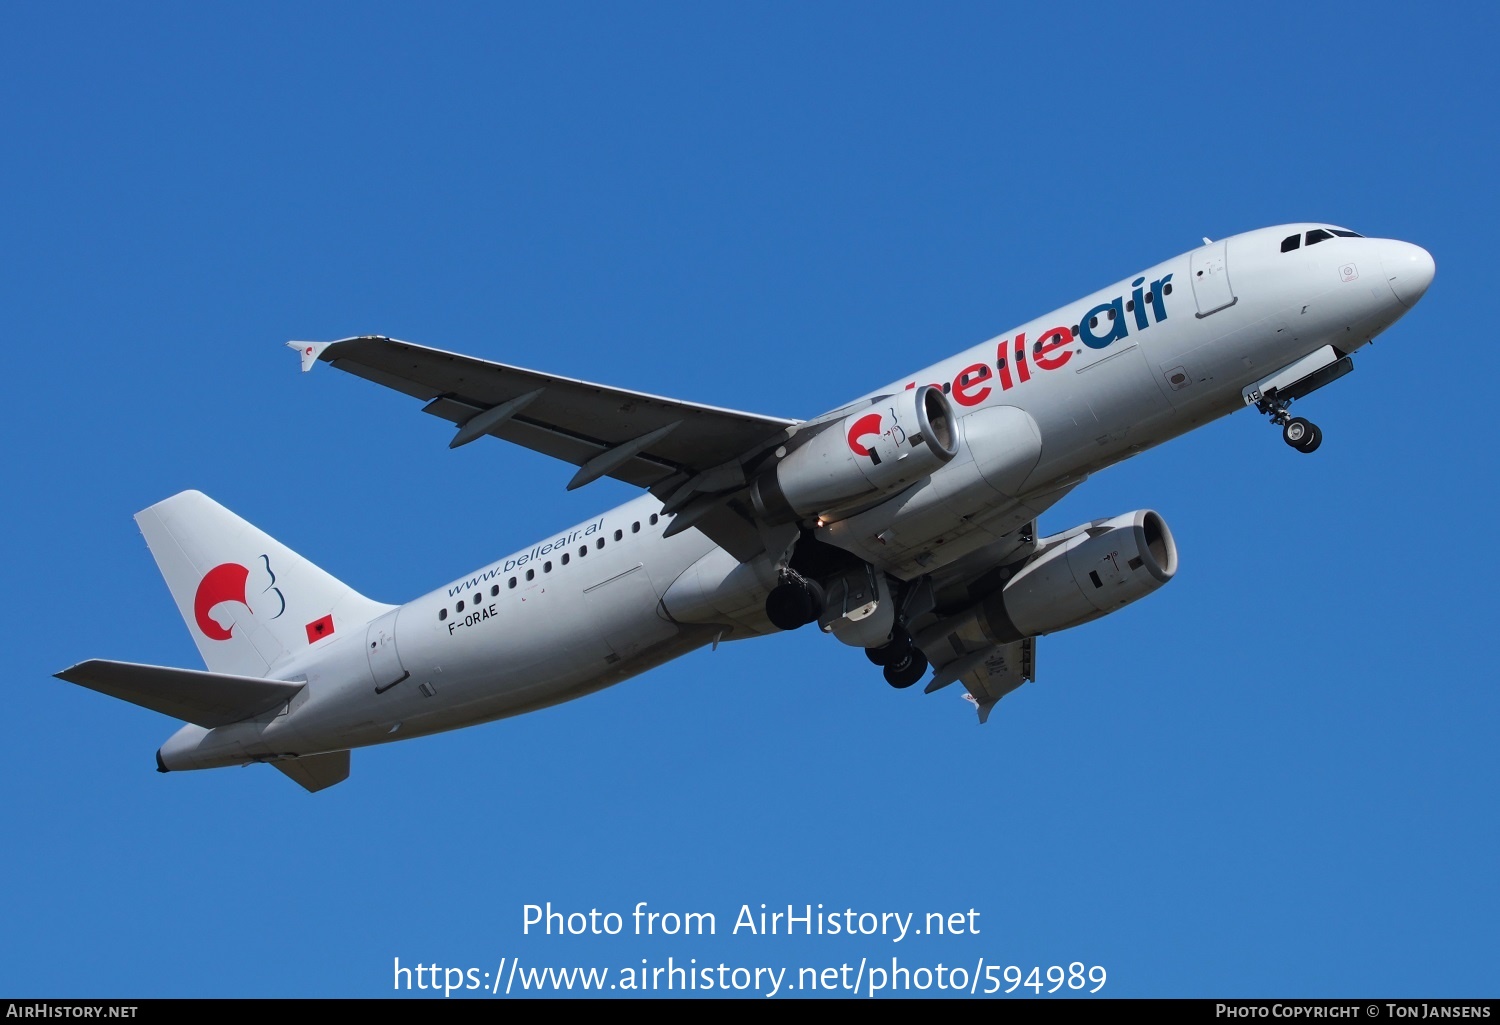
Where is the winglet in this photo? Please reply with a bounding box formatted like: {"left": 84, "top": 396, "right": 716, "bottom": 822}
{"left": 962, "top": 692, "right": 998, "bottom": 725}
{"left": 287, "top": 340, "right": 334, "bottom": 372}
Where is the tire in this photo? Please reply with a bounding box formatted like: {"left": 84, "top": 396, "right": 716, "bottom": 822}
{"left": 1297, "top": 423, "right": 1322, "bottom": 454}
{"left": 883, "top": 649, "right": 928, "bottom": 689}
{"left": 865, "top": 633, "right": 911, "bottom": 667}
{"left": 1282, "top": 417, "right": 1311, "bottom": 447}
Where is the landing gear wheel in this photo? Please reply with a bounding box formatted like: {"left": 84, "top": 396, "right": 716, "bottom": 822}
{"left": 882, "top": 649, "right": 928, "bottom": 689}
{"left": 865, "top": 633, "right": 912, "bottom": 666}
{"left": 1282, "top": 417, "right": 1322, "bottom": 454}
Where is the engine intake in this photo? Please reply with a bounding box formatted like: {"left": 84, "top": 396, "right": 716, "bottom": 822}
{"left": 751, "top": 385, "right": 957, "bottom": 522}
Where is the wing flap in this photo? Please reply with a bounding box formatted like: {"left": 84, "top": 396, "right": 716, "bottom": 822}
{"left": 56, "top": 659, "right": 304, "bottom": 729}
{"left": 957, "top": 637, "right": 1035, "bottom": 721}
{"left": 917, "top": 638, "right": 1036, "bottom": 723}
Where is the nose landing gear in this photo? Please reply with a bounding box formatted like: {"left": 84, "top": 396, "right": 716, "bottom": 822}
{"left": 1260, "top": 396, "right": 1322, "bottom": 454}
{"left": 1281, "top": 416, "right": 1322, "bottom": 453}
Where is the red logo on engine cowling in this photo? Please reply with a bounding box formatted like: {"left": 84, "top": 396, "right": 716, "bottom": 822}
{"left": 194, "top": 563, "right": 250, "bottom": 641}
{"left": 847, "top": 413, "right": 883, "bottom": 457}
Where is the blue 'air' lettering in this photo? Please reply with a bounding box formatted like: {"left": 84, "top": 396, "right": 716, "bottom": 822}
{"left": 908, "top": 271, "right": 1174, "bottom": 404}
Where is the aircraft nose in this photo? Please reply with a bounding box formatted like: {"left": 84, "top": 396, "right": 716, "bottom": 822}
{"left": 1381, "top": 240, "right": 1435, "bottom": 308}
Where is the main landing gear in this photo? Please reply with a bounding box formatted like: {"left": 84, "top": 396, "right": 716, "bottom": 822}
{"left": 864, "top": 631, "right": 928, "bottom": 689}
{"left": 1259, "top": 397, "right": 1322, "bottom": 454}
{"left": 764, "top": 561, "right": 930, "bottom": 688}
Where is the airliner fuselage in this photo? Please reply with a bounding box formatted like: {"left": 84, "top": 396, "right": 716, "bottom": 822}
{"left": 60, "top": 223, "right": 1435, "bottom": 790}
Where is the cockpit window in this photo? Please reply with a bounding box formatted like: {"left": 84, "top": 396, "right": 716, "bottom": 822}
{"left": 1281, "top": 234, "right": 1301, "bottom": 253}
{"left": 1331, "top": 229, "right": 1364, "bottom": 238}
{"left": 1305, "top": 229, "right": 1334, "bottom": 246}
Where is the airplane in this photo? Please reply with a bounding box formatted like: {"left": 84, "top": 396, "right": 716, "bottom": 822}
{"left": 56, "top": 223, "right": 1434, "bottom": 792}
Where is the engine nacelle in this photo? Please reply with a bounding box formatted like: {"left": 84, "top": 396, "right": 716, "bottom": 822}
{"left": 751, "top": 385, "right": 958, "bottom": 522}
{"left": 918, "top": 510, "right": 1178, "bottom": 650}
{"left": 662, "top": 547, "right": 779, "bottom": 634}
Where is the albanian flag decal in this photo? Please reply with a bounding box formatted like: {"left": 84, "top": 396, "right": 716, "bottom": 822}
{"left": 305, "top": 614, "right": 335, "bottom": 643}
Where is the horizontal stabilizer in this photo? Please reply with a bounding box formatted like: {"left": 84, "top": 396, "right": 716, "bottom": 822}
{"left": 55, "top": 659, "right": 303, "bottom": 728}
{"left": 272, "top": 751, "right": 350, "bottom": 793}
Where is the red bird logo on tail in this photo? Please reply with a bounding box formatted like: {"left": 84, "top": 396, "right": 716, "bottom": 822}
{"left": 193, "top": 563, "right": 250, "bottom": 641}
{"left": 192, "top": 556, "right": 286, "bottom": 641}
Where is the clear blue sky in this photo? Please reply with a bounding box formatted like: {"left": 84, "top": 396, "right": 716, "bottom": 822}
{"left": 5, "top": 2, "right": 1495, "bottom": 999}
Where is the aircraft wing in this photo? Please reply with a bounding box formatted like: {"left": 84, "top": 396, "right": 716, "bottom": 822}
{"left": 918, "top": 637, "right": 1036, "bottom": 724}
{"left": 301, "top": 336, "right": 796, "bottom": 488}
{"left": 297, "top": 336, "right": 798, "bottom": 558}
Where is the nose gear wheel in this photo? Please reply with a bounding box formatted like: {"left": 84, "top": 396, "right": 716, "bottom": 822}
{"left": 1259, "top": 396, "right": 1322, "bottom": 455}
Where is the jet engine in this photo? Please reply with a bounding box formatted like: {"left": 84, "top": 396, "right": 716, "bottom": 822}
{"left": 919, "top": 510, "right": 1178, "bottom": 648}
{"left": 750, "top": 385, "right": 958, "bottom": 522}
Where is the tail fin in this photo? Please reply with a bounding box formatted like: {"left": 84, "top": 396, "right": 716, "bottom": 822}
{"left": 135, "top": 491, "right": 393, "bottom": 678}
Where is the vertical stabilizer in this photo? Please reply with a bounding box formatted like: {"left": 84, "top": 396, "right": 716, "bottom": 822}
{"left": 135, "top": 491, "right": 393, "bottom": 678}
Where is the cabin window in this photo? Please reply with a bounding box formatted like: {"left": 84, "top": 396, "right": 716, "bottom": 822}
{"left": 1282, "top": 234, "right": 1301, "bottom": 252}
{"left": 526, "top": 569, "right": 535, "bottom": 581}
{"left": 1163, "top": 282, "right": 1173, "bottom": 295}
{"left": 490, "top": 585, "right": 499, "bottom": 597}
{"left": 544, "top": 561, "right": 552, "bottom": 573}
{"left": 561, "top": 553, "right": 570, "bottom": 566}
{"left": 614, "top": 529, "right": 623, "bottom": 541}
{"left": 649, "top": 513, "right": 659, "bottom": 526}
{"left": 579, "top": 546, "right": 587, "bottom": 556}
{"left": 439, "top": 608, "right": 447, "bottom": 621}
{"left": 631, "top": 521, "right": 640, "bottom": 533}
{"left": 456, "top": 600, "right": 465, "bottom": 612}
{"left": 596, "top": 538, "right": 605, "bottom": 549}
{"left": 508, "top": 577, "right": 517, "bottom": 588}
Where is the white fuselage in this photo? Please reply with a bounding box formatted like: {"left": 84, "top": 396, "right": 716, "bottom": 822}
{"left": 159, "top": 224, "right": 1429, "bottom": 770}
